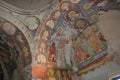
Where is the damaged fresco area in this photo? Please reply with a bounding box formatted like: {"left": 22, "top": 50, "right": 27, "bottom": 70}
{"left": 0, "top": 17, "right": 32, "bottom": 80}
{"left": 0, "top": 0, "right": 120, "bottom": 80}
{"left": 32, "top": 1, "right": 119, "bottom": 79}
{"left": 11, "top": 0, "right": 119, "bottom": 80}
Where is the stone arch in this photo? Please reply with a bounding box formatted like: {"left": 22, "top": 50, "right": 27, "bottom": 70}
{"left": 0, "top": 8, "right": 35, "bottom": 54}
{"left": 0, "top": 17, "right": 32, "bottom": 80}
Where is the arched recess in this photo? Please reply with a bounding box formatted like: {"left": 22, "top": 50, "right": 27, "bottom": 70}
{"left": 0, "top": 17, "right": 32, "bottom": 80}
{"left": 0, "top": 8, "right": 36, "bottom": 54}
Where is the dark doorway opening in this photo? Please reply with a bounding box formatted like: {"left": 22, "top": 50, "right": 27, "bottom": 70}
{"left": 0, "top": 64, "right": 3, "bottom": 80}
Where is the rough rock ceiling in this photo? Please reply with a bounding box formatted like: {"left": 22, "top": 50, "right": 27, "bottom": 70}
{"left": 1, "top": 0, "right": 57, "bottom": 10}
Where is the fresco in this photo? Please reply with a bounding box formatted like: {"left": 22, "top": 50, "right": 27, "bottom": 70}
{"left": 13, "top": 2, "right": 116, "bottom": 80}
{"left": 14, "top": 0, "right": 119, "bottom": 79}
{"left": 0, "top": 17, "right": 32, "bottom": 80}
{"left": 47, "top": 67, "right": 72, "bottom": 80}
{"left": 8, "top": 13, "right": 41, "bottom": 37}
{"left": 35, "top": 0, "right": 111, "bottom": 71}
{"left": 1, "top": 0, "right": 120, "bottom": 80}
{"left": 24, "top": 16, "right": 40, "bottom": 30}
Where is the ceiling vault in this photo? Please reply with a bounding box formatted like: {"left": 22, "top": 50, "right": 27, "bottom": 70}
{"left": 0, "top": 0, "right": 59, "bottom": 15}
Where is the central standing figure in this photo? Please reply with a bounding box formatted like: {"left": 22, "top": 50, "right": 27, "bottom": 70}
{"left": 51, "top": 27, "right": 66, "bottom": 68}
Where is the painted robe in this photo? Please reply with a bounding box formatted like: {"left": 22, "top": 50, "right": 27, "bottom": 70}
{"left": 47, "top": 42, "right": 56, "bottom": 66}
{"left": 51, "top": 33, "right": 66, "bottom": 68}
{"left": 79, "top": 35, "right": 95, "bottom": 56}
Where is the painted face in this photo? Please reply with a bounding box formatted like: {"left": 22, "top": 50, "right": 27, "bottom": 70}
{"left": 70, "top": 0, "right": 80, "bottom": 4}
{"left": 61, "top": 2, "right": 69, "bottom": 11}
{"left": 56, "top": 70, "right": 61, "bottom": 76}
{"left": 22, "top": 47, "right": 29, "bottom": 58}
{"left": 40, "top": 42, "right": 46, "bottom": 49}
{"left": 54, "top": 10, "right": 61, "bottom": 19}
{"left": 42, "top": 31, "right": 49, "bottom": 40}
{"left": 57, "top": 27, "right": 62, "bottom": 36}
{"left": 71, "top": 35, "right": 77, "bottom": 41}
{"left": 83, "top": 2, "right": 93, "bottom": 10}
{"left": 46, "top": 19, "right": 55, "bottom": 29}
{"left": 90, "top": 14, "right": 98, "bottom": 20}
{"left": 90, "top": 25, "right": 97, "bottom": 32}
{"left": 3, "top": 23, "right": 16, "bottom": 35}
{"left": 74, "top": 19, "right": 87, "bottom": 29}
{"left": 62, "top": 71, "right": 67, "bottom": 76}
{"left": 37, "top": 54, "right": 46, "bottom": 64}
{"left": 68, "top": 10, "right": 79, "bottom": 21}
{"left": 49, "top": 68, "right": 54, "bottom": 75}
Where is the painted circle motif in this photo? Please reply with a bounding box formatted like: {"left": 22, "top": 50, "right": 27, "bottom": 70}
{"left": 61, "top": 1, "right": 69, "bottom": 11}
{"left": 3, "top": 23, "right": 16, "bottom": 35}
{"left": 90, "top": 14, "right": 98, "bottom": 20}
{"left": 38, "top": 42, "right": 46, "bottom": 53}
{"left": 24, "top": 16, "right": 40, "bottom": 30}
{"left": 22, "top": 47, "right": 29, "bottom": 58}
{"left": 42, "top": 30, "right": 49, "bottom": 40}
{"left": 53, "top": 10, "right": 61, "bottom": 20}
{"left": 40, "top": 42, "right": 46, "bottom": 49}
{"left": 70, "top": 0, "right": 80, "bottom": 4}
{"left": 67, "top": 10, "right": 79, "bottom": 21}
{"left": 83, "top": 3, "right": 92, "bottom": 10}
{"left": 74, "top": 19, "right": 87, "bottom": 29}
{"left": 36, "top": 54, "right": 47, "bottom": 64}
{"left": 46, "top": 19, "right": 55, "bottom": 29}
